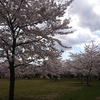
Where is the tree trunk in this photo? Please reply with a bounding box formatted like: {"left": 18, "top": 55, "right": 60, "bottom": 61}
{"left": 81, "top": 74, "right": 83, "bottom": 84}
{"left": 86, "top": 75, "right": 89, "bottom": 86}
{"left": 54, "top": 76, "right": 58, "bottom": 81}
{"left": 9, "top": 63, "right": 15, "bottom": 100}
{"left": 98, "top": 73, "right": 100, "bottom": 81}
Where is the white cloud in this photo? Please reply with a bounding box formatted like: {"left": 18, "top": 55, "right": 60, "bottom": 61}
{"left": 70, "top": 14, "right": 80, "bottom": 28}
{"left": 93, "top": 5, "right": 100, "bottom": 15}
{"left": 69, "top": 0, "right": 100, "bottom": 31}
{"left": 55, "top": 0, "right": 100, "bottom": 59}
{"left": 88, "top": 0, "right": 98, "bottom": 4}
{"left": 35, "top": 1, "right": 100, "bottom": 59}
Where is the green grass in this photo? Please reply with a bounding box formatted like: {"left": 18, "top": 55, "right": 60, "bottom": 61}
{"left": 0, "top": 78, "right": 100, "bottom": 100}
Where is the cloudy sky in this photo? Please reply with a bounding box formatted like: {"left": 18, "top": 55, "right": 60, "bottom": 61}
{"left": 61, "top": 0, "right": 100, "bottom": 59}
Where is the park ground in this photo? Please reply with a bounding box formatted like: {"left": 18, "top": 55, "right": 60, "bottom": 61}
{"left": 0, "top": 78, "right": 100, "bottom": 100}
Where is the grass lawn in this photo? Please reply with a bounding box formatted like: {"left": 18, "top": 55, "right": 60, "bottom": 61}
{"left": 0, "top": 78, "right": 100, "bottom": 100}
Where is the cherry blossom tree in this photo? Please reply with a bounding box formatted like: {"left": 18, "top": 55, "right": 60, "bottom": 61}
{"left": 0, "top": 61, "right": 10, "bottom": 78}
{"left": 83, "top": 42, "right": 100, "bottom": 83}
{"left": 0, "top": 0, "right": 73, "bottom": 99}
{"left": 69, "top": 42, "right": 100, "bottom": 86}
{"left": 60, "top": 60, "right": 73, "bottom": 77}
{"left": 42, "top": 59, "right": 63, "bottom": 80}
{"left": 90, "top": 48, "right": 100, "bottom": 81}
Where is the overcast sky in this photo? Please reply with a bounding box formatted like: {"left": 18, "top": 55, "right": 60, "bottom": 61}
{"left": 61, "top": 0, "right": 100, "bottom": 60}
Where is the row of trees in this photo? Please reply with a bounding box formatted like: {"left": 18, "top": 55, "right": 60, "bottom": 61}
{"left": 1, "top": 42, "right": 100, "bottom": 85}
{"left": 0, "top": 59, "right": 67, "bottom": 79}
{"left": 67, "top": 42, "right": 100, "bottom": 86}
